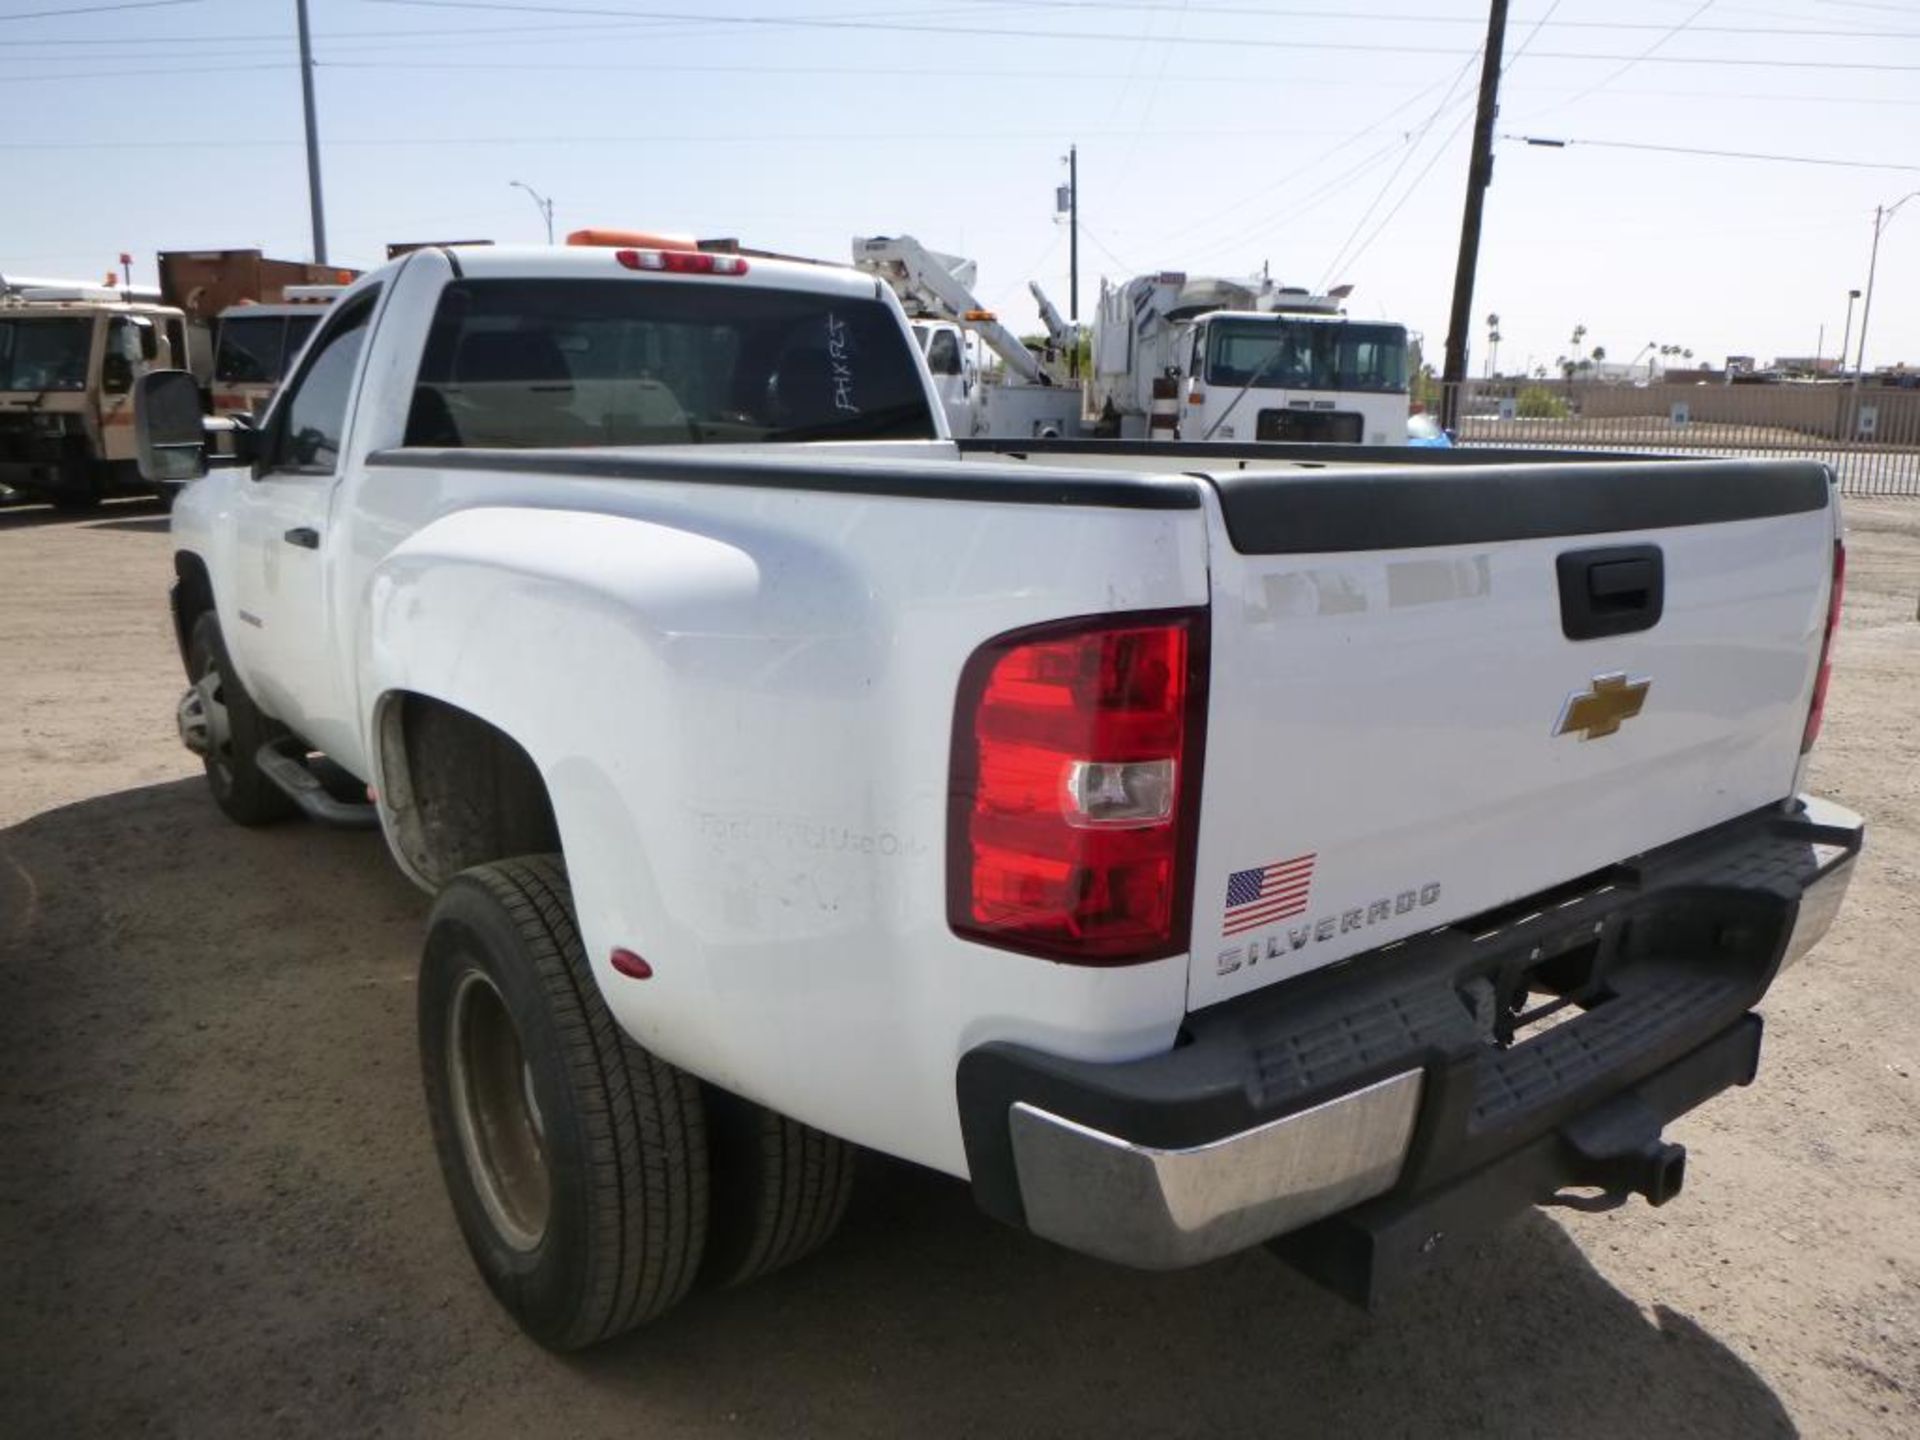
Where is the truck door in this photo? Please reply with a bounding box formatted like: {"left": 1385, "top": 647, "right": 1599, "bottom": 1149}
{"left": 97, "top": 316, "right": 150, "bottom": 465}
{"left": 227, "top": 288, "right": 379, "bottom": 759}
{"left": 924, "top": 325, "right": 970, "bottom": 435}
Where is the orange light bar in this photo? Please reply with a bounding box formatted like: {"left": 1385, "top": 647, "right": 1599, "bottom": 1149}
{"left": 566, "top": 227, "right": 698, "bottom": 252}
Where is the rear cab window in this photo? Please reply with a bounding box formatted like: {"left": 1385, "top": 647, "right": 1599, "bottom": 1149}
{"left": 402, "top": 278, "right": 936, "bottom": 449}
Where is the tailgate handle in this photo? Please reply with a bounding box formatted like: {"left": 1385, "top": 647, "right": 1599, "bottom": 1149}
{"left": 1557, "top": 544, "right": 1663, "bottom": 640}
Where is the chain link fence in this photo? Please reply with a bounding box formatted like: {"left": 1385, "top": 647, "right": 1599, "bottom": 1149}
{"left": 1440, "top": 380, "right": 1920, "bottom": 498}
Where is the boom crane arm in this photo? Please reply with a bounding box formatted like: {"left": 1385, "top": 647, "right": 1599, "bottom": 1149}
{"left": 1028, "top": 281, "right": 1078, "bottom": 355}
{"left": 852, "top": 235, "right": 1051, "bottom": 386}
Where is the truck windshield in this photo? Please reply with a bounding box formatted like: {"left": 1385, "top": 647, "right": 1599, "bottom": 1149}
{"left": 404, "top": 278, "right": 936, "bottom": 449}
{"left": 285, "top": 313, "right": 320, "bottom": 365}
{"left": 214, "top": 315, "right": 290, "bottom": 385}
{"left": 1205, "top": 319, "right": 1408, "bottom": 394}
{"left": 0, "top": 317, "right": 94, "bottom": 392}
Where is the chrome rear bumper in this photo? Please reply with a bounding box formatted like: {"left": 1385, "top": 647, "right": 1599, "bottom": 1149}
{"left": 1779, "top": 794, "right": 1859, "bottom": 972}
{"left": 1008, "top": 1071, "right": 1422, "bottom": 1269}
{"left": 960, "top": 795, "right": 1864, "bottom": 1280}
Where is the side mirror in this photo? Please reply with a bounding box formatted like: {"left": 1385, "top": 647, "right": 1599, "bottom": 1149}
{"left": 101, "top": 352, "right": 133, "bottom": 394}
{"left": 133, "top": 316, "right": 159, "bottom": 362}
{"left": 135, "top": 370, "right": 209, "bottom": 485}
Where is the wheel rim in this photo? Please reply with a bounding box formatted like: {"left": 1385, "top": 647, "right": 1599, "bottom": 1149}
{"left": 190, "top": 652, "right": 236, "bottom": 791}
{"left": 448, "top": 969, "right": 551, "bottom": 1252}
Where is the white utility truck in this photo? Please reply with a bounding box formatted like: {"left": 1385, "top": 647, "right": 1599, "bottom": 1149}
{"left": 136, "top": 239, "right": 1860, "bottom": 1349}
{"left": 1091, "top": 272, "right": 1411, "bottom": 445}
{"left": 854, "top": 233, "right": 1082, "bottom": 440}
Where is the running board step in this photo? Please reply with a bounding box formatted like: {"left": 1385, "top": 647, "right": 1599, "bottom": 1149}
{"left": 254, "top": 739, "right": 382, "bottom": 828}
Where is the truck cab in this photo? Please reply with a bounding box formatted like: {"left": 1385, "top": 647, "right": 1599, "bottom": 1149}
{"left": 1179, "top": 311, "right": 1409, "bottom": 445}
{"left": 909, "top": 317, "right": 973, "bottom": 436}
{"left": 209, "top": 292, "right": 340, "bottom": 420}
{"left": 0, "top": 288, "right": 195, "bottom": 508}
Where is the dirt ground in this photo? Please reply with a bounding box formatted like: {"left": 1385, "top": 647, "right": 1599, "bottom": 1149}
{"left": 1, "top": 496, "right": 1915, "bottom": 1439}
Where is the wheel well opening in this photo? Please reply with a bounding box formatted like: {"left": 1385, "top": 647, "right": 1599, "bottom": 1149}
{"left": 379, "top": 693, "right": 560, "bottom": 888}
{"left": 171, "top": 552, "right": 216, "bottom": 668}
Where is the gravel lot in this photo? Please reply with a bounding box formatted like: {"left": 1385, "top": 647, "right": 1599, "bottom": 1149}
{"left": 2, "top": 496, "right": 1916, "bottom": 1439}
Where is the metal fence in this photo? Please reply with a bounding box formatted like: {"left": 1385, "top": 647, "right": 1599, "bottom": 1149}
{"left": 1439, "top": 380, "right": 1920, "bottom": 499}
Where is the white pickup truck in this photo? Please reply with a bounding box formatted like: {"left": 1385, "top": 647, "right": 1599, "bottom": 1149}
{"left": 136, "top": 241, "right": 1862, "bottom": 1350}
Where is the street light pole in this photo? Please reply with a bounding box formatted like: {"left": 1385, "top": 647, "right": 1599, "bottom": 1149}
{"left": 1855, "top": 192, "right": 1919, "bottom": 385}
{"left": 510, "top": 181, "right": 556, "bottom": 244}
{"left": 295, "top": 0, "right": 327, "bottom": 264}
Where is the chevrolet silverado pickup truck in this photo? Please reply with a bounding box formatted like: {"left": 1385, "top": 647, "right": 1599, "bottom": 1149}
{"left": 135, "top": 240, "right": 1863, "bottom": 1350}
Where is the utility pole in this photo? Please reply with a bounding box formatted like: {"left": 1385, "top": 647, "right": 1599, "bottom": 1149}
{"left": 1854, "top": 194, "right": 1920, "bottom": 386}
{"left": 295, "top": 0, "right": 327, "bottom": 264}
{"left": 1068, "top": 144, "right": 1079, "bottom": 323}
{"left": 1839, "top": 288, "right": 1860, "bottom": 380}
{"left": 1855, "top": 204, "right": 1885, "bottom": 388}
{"left": 1439, "top": 0, "right": 1510, "bottom": 432}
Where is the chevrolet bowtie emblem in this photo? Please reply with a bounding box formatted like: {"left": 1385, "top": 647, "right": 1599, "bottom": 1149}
{"left": 1555, "top": 672, "right": 1651, "bottom": 741}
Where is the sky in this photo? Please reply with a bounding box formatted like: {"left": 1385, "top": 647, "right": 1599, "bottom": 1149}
{"left": 3, "top": 0, "right": 1918, "bottom": 379}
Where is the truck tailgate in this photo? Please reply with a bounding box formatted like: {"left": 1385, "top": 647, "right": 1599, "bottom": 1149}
{"left": 1188, "top": 459, "right": 1836, "bottom": 1008}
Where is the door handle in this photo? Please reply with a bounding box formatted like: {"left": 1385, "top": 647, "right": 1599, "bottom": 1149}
{"left": 1556, "top": 544, "right": 1664, "bottom": 640}
{"left": 283, "top": 526, "right": 320, "bottom": 550}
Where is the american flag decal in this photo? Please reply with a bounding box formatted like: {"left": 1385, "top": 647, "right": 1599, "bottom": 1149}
{"left": 1222, "top": 853, "right": 1317, "bottom": 936}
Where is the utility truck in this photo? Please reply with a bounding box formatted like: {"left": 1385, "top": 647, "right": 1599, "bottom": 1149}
{"left": 854, "top": 234, "right": 1082, "bottom": 440}
{"left": 156, "top": 249, "right": 360, "bottom": 417}
{"left": 135, "top": 237, "right": 1860, "bottom": 1351}
{"left": 208, "top": 287, "right": 346, "bottom": 419}
{"left": 1090, "top": 271, "right": 1410, "bottom": 445}
{"left": 0, "top": 278, "right": 198, "bottom": 508}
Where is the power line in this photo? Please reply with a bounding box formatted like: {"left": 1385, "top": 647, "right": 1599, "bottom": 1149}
{"left": 1549, "top": 0, "right": 1717, "bottom": 111}
{"left": 986, "top": 0, "right": 1920, "bottom": 39}
{"left": 1502, "top": 133, "right": 1920, "bottom": 173}
{"left": 1319, "top": 0, "right": 1562, "bottom": 289}
{"left": 0, "top": 0, "right": 197, "bottom": 20}
{"left": 1316, "top": 48, "right": 1485, "bottom": 288}
{"left": 5, "top": 63, "right": 294, "bottom": 80}
{"left": 1180, "top": 134, "right": 1420, "bottom": 264}
{"left": 10, "top": 9, "right": 1920, "bottom": 46}
{"left": 360, "top": 1, "right": 1920, "bottom": 67}
{"left": 1075, "top": 222, "right": 1137, "bottom": 278}
{"left": 0, "top": 126, "right": 1378, "bottom": 151}
{"left": 1134, "top": 65, "right": 1479, "bottom": 253}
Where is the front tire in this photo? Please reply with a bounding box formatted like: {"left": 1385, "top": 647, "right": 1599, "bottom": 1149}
{"left": 420, "top": 856, "right": 709, "bottom": 1350}
{"left": 184, "top": 612, "right": 296, "bottom": 825}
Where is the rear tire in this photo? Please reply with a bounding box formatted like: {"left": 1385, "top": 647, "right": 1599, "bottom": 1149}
{"left": 185, "top": 611, "right": 297, "bottom": 825}
{"left": 702, "top": 1088, "right": 856, "bottom": 1288}
{"left": 420, "top": 856, "right": 708, "bottom": 1350}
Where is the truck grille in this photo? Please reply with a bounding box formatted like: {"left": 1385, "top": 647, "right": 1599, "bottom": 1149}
{"left": 1254, "top": 409, "right": 1363, "bottom": 443}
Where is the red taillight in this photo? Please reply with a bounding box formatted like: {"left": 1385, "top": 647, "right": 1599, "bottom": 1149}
{"left": 613, "top": 248, "right": 749, "bottom": 276}
{"left": 949, "top": 610, "right": 1207, "bottom": 964}
{"left": 1802, "top": 539, "right": 1846, "bottom": 753}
